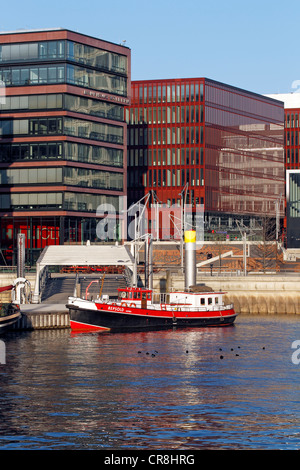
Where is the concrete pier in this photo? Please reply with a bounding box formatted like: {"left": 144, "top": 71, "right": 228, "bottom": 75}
{"left": 14, "top": 304, "right": 70, "bottom": 330}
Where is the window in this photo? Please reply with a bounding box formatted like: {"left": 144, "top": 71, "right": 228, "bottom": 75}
{"left": 27, "top": 117, "right": 62, "bottom": 136}
{"left": 39, "top": 119, "right": 48, "bottom": 135}
{"left": 30, "top": 68, "right": 39, "bottom": 84}
{"left": 66, "top": 40, "right": 127, "bottom": 74}
{"left": 39, "top": 67, "right": 47, "bottom": 83}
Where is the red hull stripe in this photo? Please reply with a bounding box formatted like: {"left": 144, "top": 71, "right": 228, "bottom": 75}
{"left": 70, "top": 320, "right": 110, "bottom": 332}
{"left": 95, "top": 303, "right": 235, "bottom": 320}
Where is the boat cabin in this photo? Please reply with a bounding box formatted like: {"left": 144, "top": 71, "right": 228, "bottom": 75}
{"left": 118, "top": 287, "right": 152, "bottom": 305}
{"left": 117, "top": 287, "right": 224, "bottom": 309}
{"left": 169, "top": 291, "right": 224, "bottom": 308}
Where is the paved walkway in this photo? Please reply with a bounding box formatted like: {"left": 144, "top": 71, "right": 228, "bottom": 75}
{"left": 20, "top": 304, "right": 68, "bottom": 314}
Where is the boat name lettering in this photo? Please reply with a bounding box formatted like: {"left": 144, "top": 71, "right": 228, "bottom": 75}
{"left": 108, "top": 306, "right": 124, "bottom": 312}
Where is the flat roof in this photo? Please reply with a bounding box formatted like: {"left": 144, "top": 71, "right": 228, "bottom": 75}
{"left": 265, "top": 93, "right": 300, "bottom": 109}
{"left": 36, "top": 244, "right": 135, "bottom": 268}
{"left": 0, "top": 27, "right": 130, "bottom": 49}
{"left": 132, "top": 77, "right": 284, "bottom": 105}
{"left": 0, "top": 28, "right": 64, "bottom": 35}
{"left": 32, "top": 244, "right": 137, "bottom": 301}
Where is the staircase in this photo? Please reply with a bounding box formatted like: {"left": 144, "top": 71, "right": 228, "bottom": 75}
{"left": 41, "top": 275, "right": 77, "bottom": 303}
{"left": 41, "top": 273, "right": 127, "bottom": 303}
{"left": 80, "top": 274, "right": 127, "bottom": 300}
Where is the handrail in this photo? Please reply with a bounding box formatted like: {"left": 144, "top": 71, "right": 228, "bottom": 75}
{"left": 156, "top": 303, "right": 234, "bottom": 312}
{"left": 39, "top": 265, "right": 49, "bottom": 302}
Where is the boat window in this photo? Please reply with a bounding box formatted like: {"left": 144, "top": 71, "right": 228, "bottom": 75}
{"left": 208, "top": 298, "right": 213, "bottom": 305}
{"left": 200, "top": 298, "right": 205, "bottom": 305}
{"left": 129, "top": 292, "right": 133, "bottom": 299}
{"left": 142, "top": 292, "right": 147, "bottom": 300}
{"left": 134, "top": 291, "right": 138, "bottom": 299}
{"left": 147, "top": 292, "right": 151, "bottom": 300}
{"left": 215, "top": 297, "right": 219, "bottom": 304}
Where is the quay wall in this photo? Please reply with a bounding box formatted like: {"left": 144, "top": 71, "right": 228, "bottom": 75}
{"left": 154, "top": 273, "right": 300, "bottom": 315}
{"left": 15, "top": 311, "right": 70, "bottom": 330}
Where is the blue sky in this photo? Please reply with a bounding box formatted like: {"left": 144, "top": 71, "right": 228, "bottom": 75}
{"left": 0, "top": 0, "right": 298, "bottom": 95}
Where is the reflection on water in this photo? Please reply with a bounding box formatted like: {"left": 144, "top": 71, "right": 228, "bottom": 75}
{"left": 1, "top": 315, "right": 300, "bottom": 449}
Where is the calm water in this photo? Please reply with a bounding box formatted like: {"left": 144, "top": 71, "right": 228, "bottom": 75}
{"left": 1, "top": 315, "right": 300, "bottom": 450}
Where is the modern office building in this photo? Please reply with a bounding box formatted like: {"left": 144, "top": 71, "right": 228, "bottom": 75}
{"left": 127, "top": 78, "right": 285, "bottom": 239}
{"left": 0, "top": 28, "right": 130, "bottom": 265}
{"left": 267, "top": 93, "right": 300, "bottom": 248}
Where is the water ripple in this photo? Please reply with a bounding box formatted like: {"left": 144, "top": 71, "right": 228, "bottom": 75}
{"left": 1, "top": 315, "right": 300, "bottom": 449}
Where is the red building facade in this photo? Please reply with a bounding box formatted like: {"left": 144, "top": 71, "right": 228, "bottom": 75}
{"left": 266, "top": 93, "right": 300, "bottom": 247}
{"left": 127, "top": 78, "right": 285, "bottom": 239}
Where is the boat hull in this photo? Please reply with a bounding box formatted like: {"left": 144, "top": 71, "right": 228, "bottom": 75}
{"left": 0, "top": 304, "right": 21, "bottom": 335}
{"left": 67, "top": 300, "right": 237, "bottom": 333}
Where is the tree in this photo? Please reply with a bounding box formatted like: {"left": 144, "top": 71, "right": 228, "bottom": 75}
{"left": 253, "top": 215, "right": 278, "bottom": 273}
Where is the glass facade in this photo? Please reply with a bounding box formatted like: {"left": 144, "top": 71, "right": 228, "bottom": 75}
{"left": 0, "top": 192, "right": 121, "bottom": 212}
{"left": 0, "top": 39, "right": 127, "bottom": 74}
{"left": 0, "top": 39, "right": 127, "bottom": 95}
{"left": 0, "top": 116, "right": 124, "bottom": 144}
{"left": 127, "top": 79, "right": 205, "bottom": 211}
{"left": 0, "top": 93, "right": 124, "bottom": 121}
{"left": 204, "top": 80, "right": 284, "bottom": 220}
{"left": 0, "top": 141, "right": 123, "bottom": 167}
{"left": 0, "top": 167, "right": 123, "bottom": 190}
{"left": 127, "top": 78, "right": 285, "bottom": 238}
{"left": 0, "top": 64, "right": 127, "bottom": 96}
{"left": 285, "top": 109, "right": 300, "bottom": 169}
{"left": 280, "top": 106, "right": 300, "bottom": 247}
{"left": 1, "top": 215, "right": 121, "bottom": 265}
{"left": 286, "top": 170, "right": 300, "bottom": 248}
{"left": 0, "top": 29, "right": 130, "bottom": 265}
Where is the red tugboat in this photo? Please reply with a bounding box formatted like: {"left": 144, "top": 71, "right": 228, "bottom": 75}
{"left": 67, "top": 286, "right": 237, "bottom": 333}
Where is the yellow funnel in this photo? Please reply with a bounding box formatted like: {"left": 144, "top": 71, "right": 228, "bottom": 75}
{"left": 184, "top": 230, "right": 196, "bottom": 244}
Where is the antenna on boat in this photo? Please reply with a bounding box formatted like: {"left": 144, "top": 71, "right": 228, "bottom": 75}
{"left": 130, "top": 232, "right": 153, "bottom": 289}
{"left": 144, "top": 233, "right": 153, "bottom": 289}
{"left": 150, "top": 190, "right": 162, "bottom": 241}
{"left": 99, "top": 271, "right": 106, "bottom": 298}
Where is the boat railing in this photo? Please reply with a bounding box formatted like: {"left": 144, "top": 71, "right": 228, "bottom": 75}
{"left": 151, "top": 303, "right": 234, "bottom": 312}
